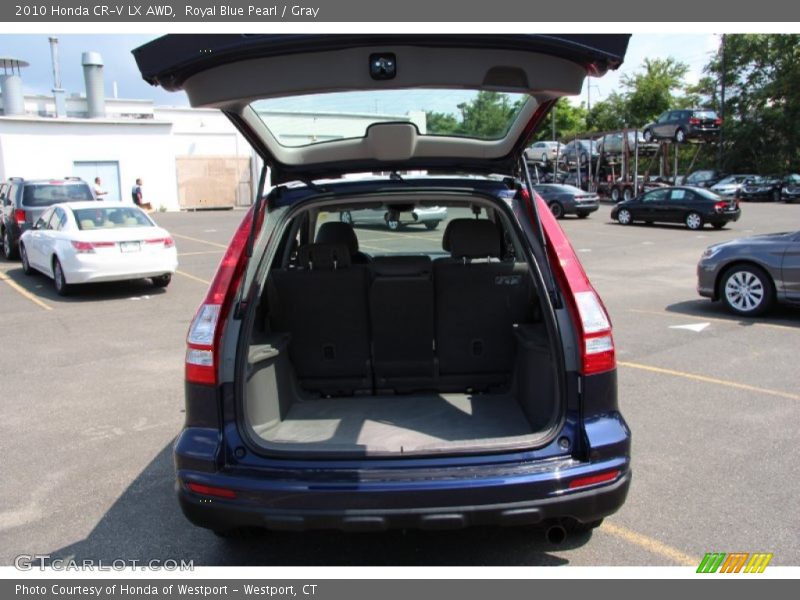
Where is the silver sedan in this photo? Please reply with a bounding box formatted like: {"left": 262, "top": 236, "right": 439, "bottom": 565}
{"left": 339, "top": 206, "right": 448, "bottom": 231}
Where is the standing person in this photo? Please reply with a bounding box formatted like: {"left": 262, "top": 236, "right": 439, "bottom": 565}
{"left": 93, "top": 177, "right": 108, "bottom": 200}
{"left": 131, "top": 178, "right": 143, "bottom": 206}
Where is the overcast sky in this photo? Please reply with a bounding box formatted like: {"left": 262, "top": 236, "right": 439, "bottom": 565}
{"left": 0, "top": 33, "right": 720, "bottom": 112}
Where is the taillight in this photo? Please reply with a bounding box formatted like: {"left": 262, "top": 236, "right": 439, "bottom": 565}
{"left": 715, "top": 118, "right": 723, "bottom": 126}
{"left": 71, "top": 240, "right": 95, "bottom": 253}
{"left": 144, "top": 237, "right": 175, "bottom": 248}
{"left": 15, "top": 209, "right": 26, "bottom": 225}
{"left": 689, "top": 117, "right": 700, "bottom": 125}
{"left": 526, "top": 195, "right": 616, "bottom": 376}
{"left": 185, "top": 206, "right": 259, "bottom": 386}
{"left": 714, "top": 201, "right": 728, "bottom": 211}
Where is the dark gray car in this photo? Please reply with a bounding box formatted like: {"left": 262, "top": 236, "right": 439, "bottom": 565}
{"left": 697, "top": 231, "right": 800, "bottom": 316}
{"left": 532, "top": 184, "right": 600, "bottom": 219}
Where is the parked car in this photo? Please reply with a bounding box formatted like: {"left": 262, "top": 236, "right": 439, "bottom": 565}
{"left": 782, "top": 174, "right": 800, "bottom": 203}
{"left": 134, "top": 33, "right": 632, "bottom": 539}
{"left": 679, "top": 169, "right": 726, "bottom": 188}
{"left": 738, "top": 175, "right": 785, "bottom": 203}
{"left": 19, "top": 202, "right": 177, "bottom": 295}
{"left": 642, "top": 109, "right": 721, "bottom": 144}
{"left": 710, "top": 174, "right": 758, "bottom": 198}
{"left": 697, "top": 231, "right": 800, "bottom": 316}
{"left": 339, "top": 205, "right": 447, "bottom": 230}
{"left": 597, "top": 130, "right": 658, "bottom": 156}
{"left": 1, "top": 177, "right": 95, "bottom": 260}
{"left": 532, "top": 184, "right": 599, "bottom": 219}
{"left": 557, "top": 139, "right": 599, "bottom": 168}
{"left": 525, "top": 140, "right": 561, "bottom": 164}
{"left": 611, "top": 186, "right": 740, "bottom": 230}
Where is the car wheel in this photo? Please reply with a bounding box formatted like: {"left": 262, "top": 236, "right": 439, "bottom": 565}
{"left": 53, "top": 257, "right": 71, "bottom": 296}
{"left": 2, "top": 228, "right": 18, "bottom": 260}
{"left": 616, "top": 208, "right": 633, "bottom": 225}
{"left": 424, "top": 221, "right": 440, "bottom": 231}
{"left": 339, "top": 211, "right": 353, "bottom": 224}
{"left": 675, "top": 128, "right": 687, "bottom": 144}
{"left": 610, "top": 187, "right": 621, "bottom": 203}
{"left": 579, "top": 153, "right": 588, "bottom": 166}
{"left": 549, "top": 202, "right": 564, "bottom": 219}
{"left": 771, "top": 189, "right": 781, "bottom": 203}
{"left": 642, "top": 129, "right": 654, "bottom": 143}
{"left": 20, "top": 243, "right": 33, "bottom": 275}
{"left": 685, "top": 211, "right": 703, "bottom": 230}
{"left": 622, "top": 187, "right": 634, "bottom": 202}
{"left": 720, "top": 265, "right": 774, "bottom": 317}
{"left": 152, "top": 274, "right": 172, "bottom": 288}
{"left": 541, "top": 152, "right": 548, "bottom": 163}
{"left": 576, "top": 212, "right": 590, "bottom": 219}
{"left": 385, "top": 214, "right": 400, "bottom": 231}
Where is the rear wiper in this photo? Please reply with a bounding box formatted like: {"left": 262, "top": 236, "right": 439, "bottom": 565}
{"left": 520, "top": 158, "right": 560, "bottom": 308}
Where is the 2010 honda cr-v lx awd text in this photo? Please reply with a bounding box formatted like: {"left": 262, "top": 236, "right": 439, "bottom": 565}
{"left": 134, "top": 34, "right": 632, "bottom": 541}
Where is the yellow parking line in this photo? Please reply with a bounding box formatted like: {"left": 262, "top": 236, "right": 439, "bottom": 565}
{"left": 175, "top": 270, "right": 211, "bottom": 285}
{"left": 618, "top": 361, "right": 800, "bottom": 401}
{"left": 600, "top": 521, "right": 700, "bottom": 566}
{"left": 0, "top": 271, "right": 53, "bottom": 311}
{"left": 171, "top": 233, "right": 228, "bottom": 249}
{"left": 628, "top": 308, "right": 799, "bottom": 333}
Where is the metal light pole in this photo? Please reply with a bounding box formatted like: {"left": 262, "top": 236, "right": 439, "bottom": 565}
{"left": 717, "top": 34, "right": 726, "bottom": 172}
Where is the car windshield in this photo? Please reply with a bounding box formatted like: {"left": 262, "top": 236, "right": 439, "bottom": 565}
{"left": 22, "top": 183, "right": 94, "bottom": 207}
{"left": 251, "top": 89, "right": 528, "bottom": 147}
{"left": 73, "top": 206, "right": 153, "bottom": 230}
{"left": 717, "top": 175, "right": 753, "bottom": 185}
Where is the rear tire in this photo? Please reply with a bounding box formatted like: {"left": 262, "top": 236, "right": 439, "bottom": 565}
{"left": 3, "top": 228, "right": 18, "bottom": 260}
{"left": 152, "top": 274, "right": 172, "bottom": 288}
{"left": 610, "top": 187, "right": 621, "bottom": 203}
{"left": 622, "top": 187, "right": 634, "bottom": 202}
{"left": 771, "top": 189, "right": 781, "bottom": 203}
{"left": 549, "top": 202, "right": 564, "bottom": 219}
{"left": 20, "top": 243, "right": 33, "bottom": 275}
{"left": 675, "top": 128, "right": 687, "bottom": 144}
{"left": 385, "top": 215, "right": 400, "bottom": 231}
{"left": 424, "top": 221, "right": 440, "bottom": 231}
{"left": 720, "top": 264, "right": 774, "bottom": 317}
{"left": 339, "top": 211, "right": 353, "bottom": 224}
{"left": 576, "top": 212, "right": 590, "bottom": 219}
{"left": 642, "top": 129, "right": 654, "bottom": 143}
{"left": 685, "top": 211, "right": 703, "bottom": 230}
{"left": 53, "top": 257, "right": 71, "bottom": 296}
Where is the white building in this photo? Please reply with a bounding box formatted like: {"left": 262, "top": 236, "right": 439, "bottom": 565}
{"left": 0, "top": 92, "right": 426, "bottom": 211}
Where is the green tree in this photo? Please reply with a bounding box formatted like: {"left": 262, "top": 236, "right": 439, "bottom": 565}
{"left": 586, "top": 92, "right": 630, "bottom": 131}
{"left": 424, "top": 91, "right": 523, "bottom": 138}
{"left": 621, "top": 57, "right": 690, "bottom": 125}
{"left": 531, "top": 98, "right": 588, "bottom": 143}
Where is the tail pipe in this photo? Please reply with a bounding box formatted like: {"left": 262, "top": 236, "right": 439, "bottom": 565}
{"left": 545, "top": 523, "right": 567, "bottom": 545}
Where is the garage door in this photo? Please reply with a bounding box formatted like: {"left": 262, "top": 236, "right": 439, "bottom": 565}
{"left": 73, "top": 161, "right": 121, "bottom": 201}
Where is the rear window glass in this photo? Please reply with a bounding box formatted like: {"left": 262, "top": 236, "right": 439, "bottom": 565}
{"left": 692, "top": 111, "right": 718, "bottom": 119}
{"left": 22, "top": 183, "right": 94, "bottom": 206}
{"left": 73, "top": 206, "right": 153, "bottom": 230}
{"left": 692, "top": 187, "right": 721, "bottom": 201}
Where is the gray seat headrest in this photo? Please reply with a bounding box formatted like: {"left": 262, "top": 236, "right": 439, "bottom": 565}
{"left": 296, "top": 243, "right": 352, "bottom": 270}
{"left": 370, "top": 255, "right": 432, "bottom": 277}
{"left": 315, "top": 221, "right": 360, "bottom": 256}
{"left": 442, "top": 219, "right": 501, "bottom": 259}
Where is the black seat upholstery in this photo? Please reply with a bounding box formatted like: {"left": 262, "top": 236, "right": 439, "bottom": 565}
{"left": 434, "top": 219, "right": 535, "bottom": 390}
{"left": 315, "top": 221, "right": 371, "bottom": 264}
{"left": 368, "top": 256, "right": 435, "bottom": 392}
{"left": 268, "top": 243, "right": 372, "bottom": 395}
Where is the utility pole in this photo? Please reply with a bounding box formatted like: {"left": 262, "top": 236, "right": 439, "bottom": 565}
{"left": 552, "top": 102, "right": 556, "bottom": 141}
{"left": 718, "top": 34, "right": 726, "bottom": 172}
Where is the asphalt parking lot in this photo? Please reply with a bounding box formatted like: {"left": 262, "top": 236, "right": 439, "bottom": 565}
{"left": 1, "top": 201, "right": 798, "bottom": 567}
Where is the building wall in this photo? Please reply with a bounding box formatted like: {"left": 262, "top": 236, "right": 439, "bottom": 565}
{"left": 0, "top": 118, "right": 179, "bottom": 210}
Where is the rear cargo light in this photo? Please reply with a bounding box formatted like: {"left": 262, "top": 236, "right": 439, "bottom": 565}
{"left": 568, "top": 470, "right": 620, "bottom": 490}
{"left": 525, "top": 194, "right": 616, "bottom": 376}
{"left": 186, "top": 482, "right": 237, "bottom": 499}
{"left": 15, "top": 209, "right": 26, "bottom": 225}
{"left": 185, "top": 206, "right": 260, "bottom": 386}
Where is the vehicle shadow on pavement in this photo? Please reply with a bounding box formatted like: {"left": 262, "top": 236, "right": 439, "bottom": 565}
{"left": 664, "top": 299, "right": 800, "bottom": 329}
{"left": 40, "top": 444, "right": 589, "bottom": 566}
{"left": 1, "top": 266, "right": 168, "bottom": 303}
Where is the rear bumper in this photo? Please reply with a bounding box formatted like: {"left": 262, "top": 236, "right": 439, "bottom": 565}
{"left": 63, "top": 252, "right": 178, "bottom": 284}
{"left": 175, "top": 452, "right": 631, "bottom": 532}
{"left": 705, "top": 211, "right": 740, "bottom": 225}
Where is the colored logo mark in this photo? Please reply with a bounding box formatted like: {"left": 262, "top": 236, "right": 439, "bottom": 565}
{"left": 697, "top": 552, "right": 773, "bottom": 573}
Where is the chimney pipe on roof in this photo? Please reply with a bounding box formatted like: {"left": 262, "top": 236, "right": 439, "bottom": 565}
{"left": 81, "top": 51, "right": 105, "bottom": 119}
{"left": 49, "top": 37, "right": 66, "bottom": 118}
{"left": 0, "top": 57, "right": 29, "bottom": 117}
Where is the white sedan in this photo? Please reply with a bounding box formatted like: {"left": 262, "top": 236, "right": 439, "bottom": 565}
{"left": 19, "top": 201, "right": 178, "bottom": 295}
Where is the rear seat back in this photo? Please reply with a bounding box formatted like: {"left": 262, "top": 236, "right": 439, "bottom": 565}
{"left": 268, "top": 243, "right": 371, "bottom": 395}
{"left": 369, "top": 255, "right": 435, "bottom": 391}
{"left": 434, "top": 219, "right": 535, "bottom": 389}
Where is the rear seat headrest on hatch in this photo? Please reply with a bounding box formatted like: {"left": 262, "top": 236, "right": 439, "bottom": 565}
{"left": 296, "top": 243, "right": 352, "bottom": 270}
{"left": 442, "top": 218, "right": 502, "bottom": 259}
{"left": 370, "top": 255, "right": 432, "bottom": 277}
{"left": 315, "top": 222, "right": 360, "bottom": 255}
